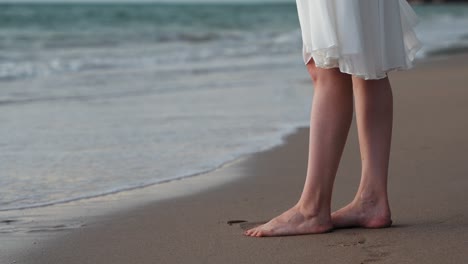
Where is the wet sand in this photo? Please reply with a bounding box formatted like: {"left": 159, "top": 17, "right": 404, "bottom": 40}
{"left": 8, "top": 54, "right": 468, "bottom": 263}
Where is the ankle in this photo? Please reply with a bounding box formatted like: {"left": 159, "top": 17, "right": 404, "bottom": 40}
{"left": 353, "top": 191, "right": 389, "bottom": 209}
{"left": 294, "top": 202, "right": 329, "bottom": 219}
{"left": 351, "top": 194, "right": 392, "bottom": 222}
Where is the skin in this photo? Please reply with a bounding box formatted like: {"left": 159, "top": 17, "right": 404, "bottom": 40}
{"left": 244, "top": 59, "right": 393, "bottom": 237}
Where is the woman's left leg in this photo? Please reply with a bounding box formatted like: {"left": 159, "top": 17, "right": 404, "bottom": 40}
{"left": 331, "top": 76, "right": 393, "bottom": 229}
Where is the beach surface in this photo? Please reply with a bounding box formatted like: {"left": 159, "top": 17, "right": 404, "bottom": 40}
{"left": 7, "top": 54, "right": 468, "bottom": 264}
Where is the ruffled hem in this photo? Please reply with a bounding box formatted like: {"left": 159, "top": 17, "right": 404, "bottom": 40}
{"left": 302, "top": 40, "right": 423, "bottom": 80}
{"left": 297, "top": 0, "right": 423, "bottom": 80}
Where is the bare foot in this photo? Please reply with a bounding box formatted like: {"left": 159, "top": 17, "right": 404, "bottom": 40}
{"left": 331, "top": 198, "right": 392, "bottom": 229}
{"left": 243, "top": 205, "right": 333, "bottom": 237}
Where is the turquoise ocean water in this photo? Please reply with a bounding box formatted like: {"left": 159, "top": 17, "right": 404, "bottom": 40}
{"left": 1, "top": 3, "right": 468, "bottom": 212}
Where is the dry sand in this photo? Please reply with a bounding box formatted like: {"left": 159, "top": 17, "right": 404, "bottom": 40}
{"left": 10, "top": 54, "right": 468, "bottom": 263}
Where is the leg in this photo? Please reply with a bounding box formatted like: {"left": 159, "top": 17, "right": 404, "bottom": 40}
{"left": 244, "top": 61, "right": 354, "bottom": 237}
{"left": 331, "top": 76, "right": 393, "bottom": 228}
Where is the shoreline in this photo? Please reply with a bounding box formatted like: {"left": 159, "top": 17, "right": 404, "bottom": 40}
{"left": 4, "top": 53, "right": 468, "bottom": 263}
{"left": 0, "top": 121, "right": 308, "bottom": 213}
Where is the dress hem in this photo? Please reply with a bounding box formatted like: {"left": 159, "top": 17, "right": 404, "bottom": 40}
{"left": 302, "top": 40, "right": 424, "bottom": 80}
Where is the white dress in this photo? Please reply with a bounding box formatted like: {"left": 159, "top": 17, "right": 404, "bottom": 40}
{"left": 295, "top": 0, "right": 423, "bottom": 80}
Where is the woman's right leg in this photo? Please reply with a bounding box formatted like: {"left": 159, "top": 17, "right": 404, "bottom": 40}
{"left": 244, "top": 60, "right": 354, "bottom": 237}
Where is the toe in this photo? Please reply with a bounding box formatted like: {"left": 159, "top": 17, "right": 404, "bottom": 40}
{"left": 245, "top": 224, "right": 264, "bottom": 236}
{"left": 248, "top": 226, "right": 261, "bottom": 236}
{"left": 253, "top": 228, "right": 262, "bottom": 236}
{"left": 244, "top": 228, "right": 255, "bottom": 236}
